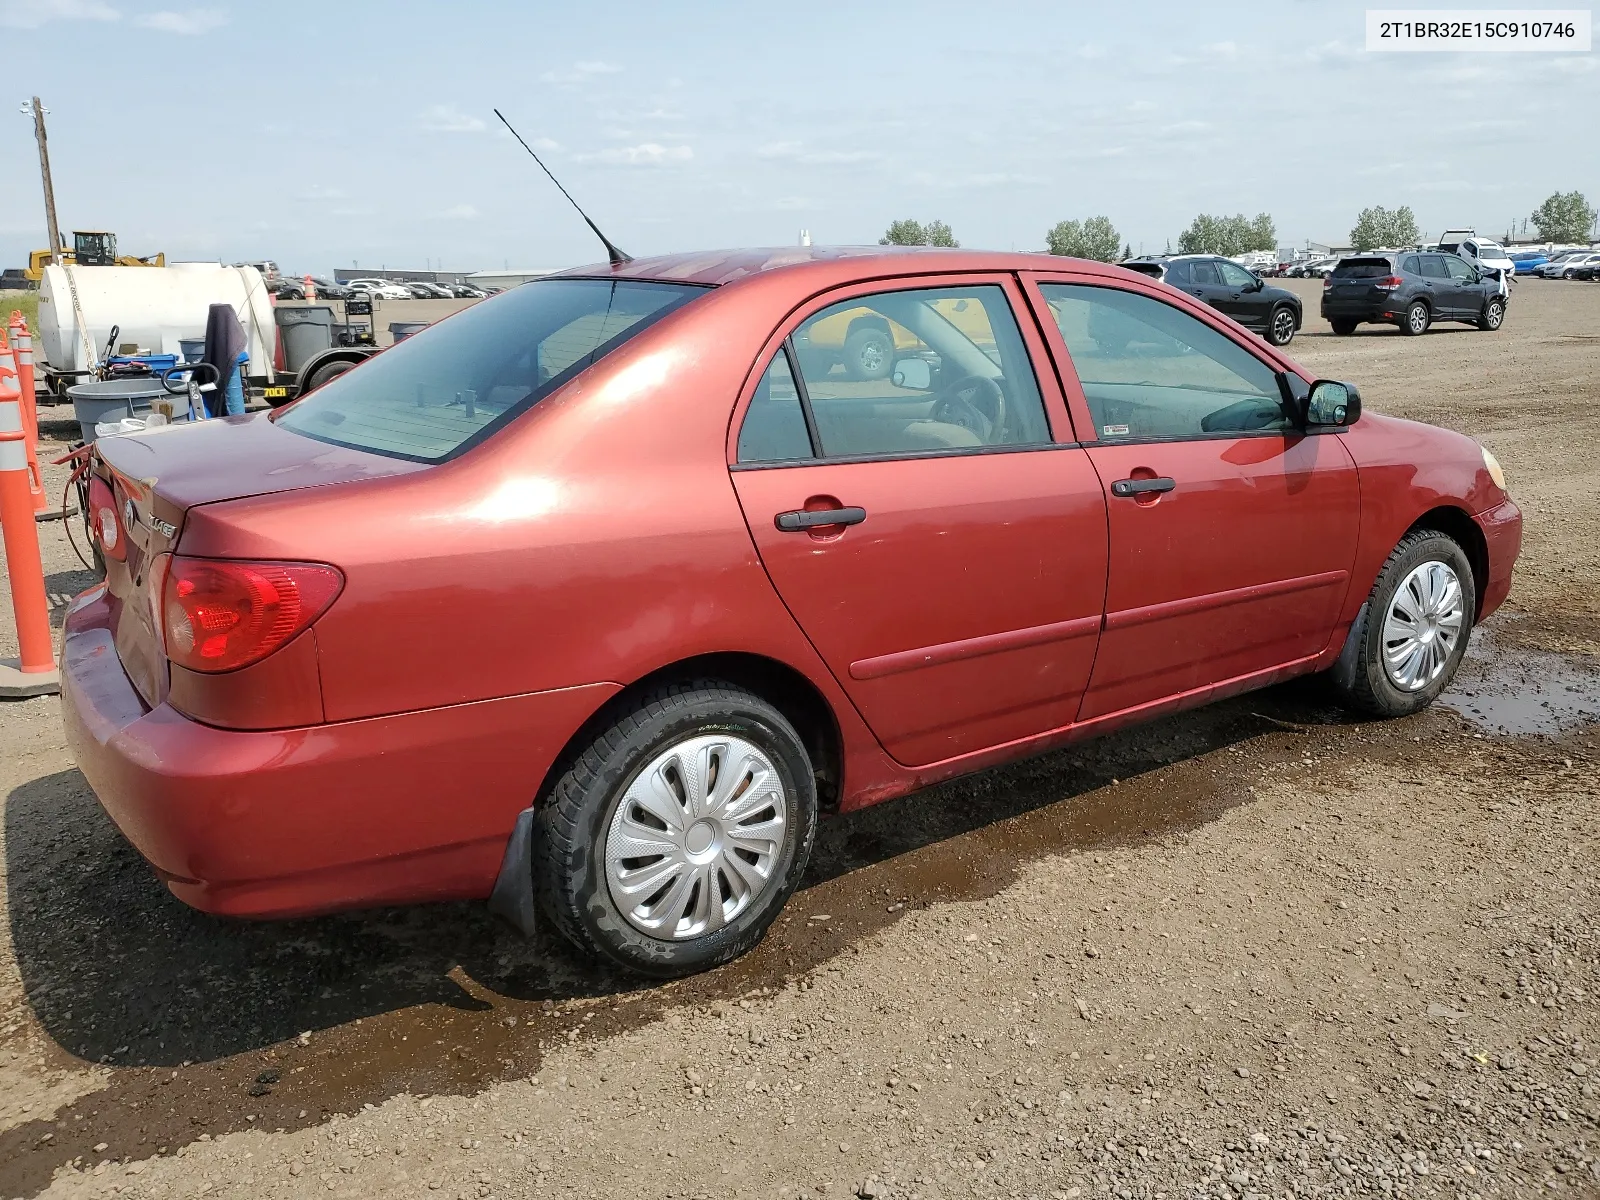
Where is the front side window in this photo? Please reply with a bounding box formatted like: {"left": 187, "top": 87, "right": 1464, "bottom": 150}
{"left": 1443, "top": 257, "right": 1476, "bottom": 281}
{"left": 1039, "top": 284, "right": 1288, "bottom": 441}
{"left": 277, "top": 279, "right": 705, "bottom": 462}
{"left": 1216, "top": 261, "right": 1256, "bottom": 288}
{"left": 782, "top": 284, "right": 1051, "bottom": 458}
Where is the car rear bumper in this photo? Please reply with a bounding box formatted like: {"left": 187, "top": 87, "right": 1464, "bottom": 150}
{"left": 59, "top": 587, "right": 618, "bottom": 920}
{"left": 1475, "top": 497, "right": 1522, "bottom": 621}
{"left": 1320, "top": 300, "right": 1399, "bottom": 324}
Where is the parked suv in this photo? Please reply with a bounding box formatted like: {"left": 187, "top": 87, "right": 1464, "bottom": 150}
{"left": 1321, "top": 252, "right": 1507, "bottom": 336}
{"left": 1119, "top": 255, "right": 1302, "bottom": 345}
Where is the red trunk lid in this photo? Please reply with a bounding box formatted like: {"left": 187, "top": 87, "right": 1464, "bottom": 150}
{"left": 92, "top": 413, "right": 423, "bottom": 707}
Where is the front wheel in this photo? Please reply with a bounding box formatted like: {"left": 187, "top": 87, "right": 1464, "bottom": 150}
{"left": 842, "top": 327, "right": 895, "bottom": 381}
{"left": 1331, "top": 530, "right": 1475, "bottom": 718}
{"left": 532, "top": 681, "right": 817, "bottom": 978}
{"left": 1401, "top": 300, "right": 1430, "bottom": 336}
{"left": 1265, "top": 305, "right": 1297, "bottom": 347}
{"left": 1477, "top": 298, "right": 1506, "bottom": 331}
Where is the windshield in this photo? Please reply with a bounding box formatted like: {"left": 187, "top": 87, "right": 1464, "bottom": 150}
{"left": 277, "top": 278, "right": 705, "bottom": 462}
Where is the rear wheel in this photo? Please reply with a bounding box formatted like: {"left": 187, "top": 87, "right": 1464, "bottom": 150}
{"left": 1331, "top": 530, "right": 1475, "bottom": 718}
{"left": 1401, "top": 300, "right": 1430, "bottom": 336}
{"left": 532, "top": 681, "right": 817, "bottom": 978}
{"left": 1265, "top": 305, "right": 1297, "bottom": 346}
{"left": 1330, "top": 319, "right": 1358, "bottom": 336}
{"left": 1477, "top": 297, "right": 1506, "bottom": 331}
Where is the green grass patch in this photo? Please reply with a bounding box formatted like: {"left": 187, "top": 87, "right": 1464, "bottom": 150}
{"left": 0, "top": 288, "right": 40, "bottom": 337}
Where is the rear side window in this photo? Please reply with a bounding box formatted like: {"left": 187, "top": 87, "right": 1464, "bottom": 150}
{"left": 1041, "top": 284, "right": 1288, "bottom": 440}
{"left": 276, "top": 279, "right": 705, "bottom": 462}
{"left": 1400, "top": 256, "right": 1421, "bottom": 274}
{"left": 1119, "top": 262, "right": 1165, "bottom": 279}
{"left": 1163, "top": 261, "right": 1192, "bottom": 286}
{"left": 737, "top": 352, "right": 813, "bottom": 464}
{"left": 1190, "top": 260, "right": 1222, "bottom": 285}
{"left": 1419, "top": 257, "right": 1449, "bottom": 279}
{"left": 1332, "top": 258, "right": 1392, "bottom": 279}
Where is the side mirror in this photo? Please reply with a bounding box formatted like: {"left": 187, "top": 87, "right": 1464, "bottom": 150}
{"left": 1305, "top": 379, "right": 1361, "bottom": 427}
{"left": 890, "top": 357, "right": 932, "bottom": 391}
{"left": 1247, "top": 278, "right": 1265, "bottom": 292}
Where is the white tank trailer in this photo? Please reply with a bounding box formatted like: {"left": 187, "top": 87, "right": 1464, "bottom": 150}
{"left": 37, "top": 263, "right": 277, "bottom": 389}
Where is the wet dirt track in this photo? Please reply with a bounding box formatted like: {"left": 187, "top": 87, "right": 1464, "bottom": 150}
{"left": 1, "top": 279, "right": 1598, "bottom": 1199}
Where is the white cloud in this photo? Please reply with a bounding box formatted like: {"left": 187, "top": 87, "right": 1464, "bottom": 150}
{"left": 437, "top": 204, "right": 479, "bottom": 220}
{"left": 540, "top": 60, "right": 622, "bottom": 85}
{"left": 134, "top": 7, "right": 223, "bottom": 34}
{"left": 577, "top": 143, "right": 692, "bottom": 166}
{"left": 294, "top": 185, "right": 348, "bottom": 202}
{"left": 0, "top": 0, "right": 117, "bottom": 28}
{"left": 419, "top": 104, "right": 485, "bottom": 133}
{"left": 755, "top": 142, "right": 880, "bottom": 166}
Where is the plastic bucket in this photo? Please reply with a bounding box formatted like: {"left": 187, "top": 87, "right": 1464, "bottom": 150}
{"left": 274, "top": 305, "right": 335, "bottom": 373}
{"left": 179, "top": 337, "right": 207, "bottom": 363}
{"left": 388, "top": 321, "right": 429, "bottom": 343}
{"left": 68, "top": 378, "right": 190, "bottom": 443}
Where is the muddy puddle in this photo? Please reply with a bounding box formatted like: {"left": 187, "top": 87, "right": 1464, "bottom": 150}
{"left": 4, "top": 620, "right": 1594, "bottom": 1194}
{"left": 1441, "top": 625, "right": 1600, "bottom": 737}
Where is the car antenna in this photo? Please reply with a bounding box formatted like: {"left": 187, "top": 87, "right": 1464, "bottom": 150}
{"left": 494, "top": 108, "right": 632, "bottom": 266}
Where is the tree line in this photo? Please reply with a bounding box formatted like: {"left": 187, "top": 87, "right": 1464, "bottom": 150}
{"left": 879, "top": 189, "right": 1595, "bottom": 261}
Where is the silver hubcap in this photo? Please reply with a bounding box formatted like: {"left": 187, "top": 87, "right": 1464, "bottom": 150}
{"left": 1409, "top": 306, "right": 1427, "bottom": 333}
{"left": 604, "top": 734, "right": 788, "bottom": 940}
{"left": 1272, "top": 309, "right": 1295, "bottom": 341}
{"left": 1381, "top": 560, "right": 1465, "bottom": 691}
{"left": 1487, "top": 303, "right": 1503, "bottom": 328}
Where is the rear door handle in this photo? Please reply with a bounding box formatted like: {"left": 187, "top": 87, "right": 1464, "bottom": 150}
{"left": 775, "top": 506, "right": 867, "bottom": 531}
{"left": 1110, "top": 477, "right": 1176, "bottom": 497}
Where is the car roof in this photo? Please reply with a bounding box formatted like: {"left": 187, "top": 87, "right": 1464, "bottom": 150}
{"left": 547, "top": 246, "right": 1145, "bottom": 288}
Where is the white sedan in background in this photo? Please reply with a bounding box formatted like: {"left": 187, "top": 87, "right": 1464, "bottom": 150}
{"left": 1537, "top": 251, "right": 1600, "bottom": 279}
{"left": 346, "top": 278, "right": 414, "bottom": 300}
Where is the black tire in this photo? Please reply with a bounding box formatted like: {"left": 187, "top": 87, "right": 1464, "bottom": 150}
{"left": 1330, "top": 319, "right": 1358, "bottom": 336}
{"left": 841, "top": 326, "right": 895, "bottom": 381}
{"left": 532, "top": 680, "right": 818, "bottom": 978}
{"left": 1264, "top": 304, "right": 1297, "bottom": 347}
{"left": 1477, "top": 297, "right": 1506, "bottom": 332}
{"left": 300, "top": 360, "right": 355, "bottom": 395}
{"left": 1330, "top": 530, "right": 1476, "bottom": 719}
{"left": 1400, "top": 300, "right": 1430, "bottom": 336}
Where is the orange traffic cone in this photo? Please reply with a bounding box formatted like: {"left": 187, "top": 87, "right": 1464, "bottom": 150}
{"left": 0, "top": 336, "right": 60, "bottom": 697}
{"left": 7, "top": 311, "right": 67, "bottom": 521}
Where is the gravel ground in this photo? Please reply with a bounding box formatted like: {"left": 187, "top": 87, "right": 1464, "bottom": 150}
{"left": 1, "top": 279, "right": 1597, "bottom": 1200}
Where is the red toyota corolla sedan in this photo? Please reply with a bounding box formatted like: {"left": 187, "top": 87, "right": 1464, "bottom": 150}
{"left": 61, "top": 247, "right": 1521, "bottom": 977}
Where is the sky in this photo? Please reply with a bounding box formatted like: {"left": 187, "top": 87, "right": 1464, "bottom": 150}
{"left": 1, "top": 0, "right": 1596, "bottom": 275}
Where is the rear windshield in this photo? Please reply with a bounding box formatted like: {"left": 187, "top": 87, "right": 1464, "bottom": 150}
{"left": 1331, "top": 258, "right": 1392, "bottom": 278}
{"left": 276, "top": 278, "right": 705, "bottom": 462}
{"left": 1118, "top": 262, "right": 1164, "bottom": 278}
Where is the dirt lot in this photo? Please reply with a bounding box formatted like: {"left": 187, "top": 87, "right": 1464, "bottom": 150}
{"left": 1, "top": 279, "right": 1597, "bottom": 1200}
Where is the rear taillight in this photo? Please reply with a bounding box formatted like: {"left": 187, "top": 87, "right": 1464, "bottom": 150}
{"left": 1375, "top": 276, "right": 1404, "bottom": 291}
{"left": 88, "top": 477, "right": 126, "bottom": 561}
{"left": 1322, "top": 276, "right": 1334, "bottom": 288}
{"left": 162, "top": 556, "right": 343, "bottom": 673}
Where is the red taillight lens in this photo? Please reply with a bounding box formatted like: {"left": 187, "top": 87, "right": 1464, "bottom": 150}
{"left": 1322, "top": 276, "right": 1334, "bottom": 288}
{"left": 1375, "top": 276, "right": 1404, "bottom": 291}
{"left": 162, "top": 557, "right": 343, "bottom": 673}
{"left": 87, "top": 477, "right": 126, "bottom": 561}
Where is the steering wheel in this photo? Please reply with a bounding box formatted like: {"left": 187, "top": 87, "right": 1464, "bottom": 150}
{"left": 931, "top": 374, "right": 1006, "bottom": 443}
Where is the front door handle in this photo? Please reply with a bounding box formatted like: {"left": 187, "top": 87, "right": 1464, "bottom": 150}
{"left": 775, "top": 506, "right": 867, "bottom": 532}
{"left": 1110, "top": 477, "right": 1176, "bottom": 498}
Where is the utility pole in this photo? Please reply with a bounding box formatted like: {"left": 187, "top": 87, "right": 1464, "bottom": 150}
{"left": 24, "top": 97, "right": 63, "bottom": 266}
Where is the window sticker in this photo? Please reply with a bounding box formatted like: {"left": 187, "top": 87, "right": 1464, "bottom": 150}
{"left": 1102, "top": 423, "right": 1131, "bottom": 436}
